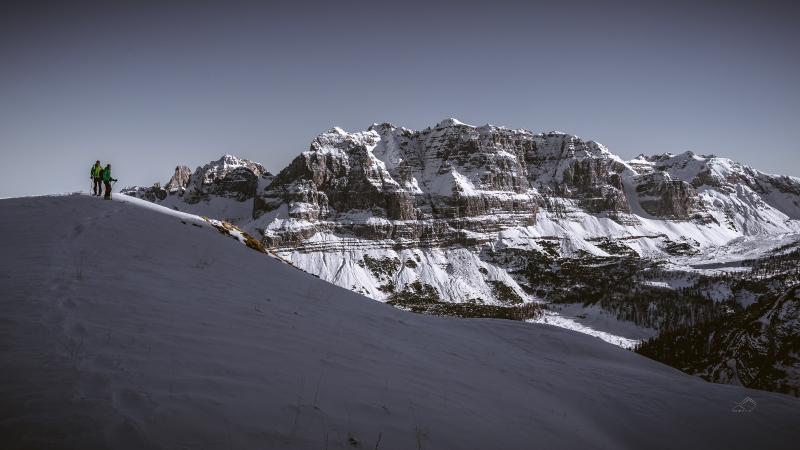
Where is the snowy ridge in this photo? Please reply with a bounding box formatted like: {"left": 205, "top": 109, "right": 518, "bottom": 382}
{"left": 2, "top": 194, "right": 800, "bottom": 449}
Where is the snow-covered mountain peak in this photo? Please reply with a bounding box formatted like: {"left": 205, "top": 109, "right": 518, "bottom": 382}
{"left": 220, "top": 153, "right": 239, "bottom": 161}
{"left": 311, "top": 127, "right": 380, "bottom": 154}
{"left": 123, "top": 154, "right": 270, "bottom": 213}
{"left": 192, "top": 155, "right": 266, "bottom": 184}
{"left": 644, "top": 151, "right": 744, "bottom": 184}
{"left": 367, "top": 122, "right": 395, "bottom": 132}
{"left": 587, "top": 140, "right": 629, "bottom": 165}
{"left": 436, "top": 117, "right": 472, "bottom": 128}
{"left": 165, "top": 165, "right": 192, "bottom": 192}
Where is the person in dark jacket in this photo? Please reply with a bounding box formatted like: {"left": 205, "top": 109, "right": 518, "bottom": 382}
{"left": 102, "top": 164, "right": 118, "bottom": 200}
{"left": 90, "top": 160, "right": 103, "bottom": 196}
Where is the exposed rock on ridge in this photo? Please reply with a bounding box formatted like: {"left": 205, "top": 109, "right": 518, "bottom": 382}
{"left": 123, "top": 155, "right": 271, "bottom": 206}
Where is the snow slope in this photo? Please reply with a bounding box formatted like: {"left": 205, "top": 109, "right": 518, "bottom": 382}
{"left": 3, "top": 194, "right": 798, "bottom": 449}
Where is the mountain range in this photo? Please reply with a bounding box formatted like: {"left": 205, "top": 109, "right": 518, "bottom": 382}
{"left": 123, "top": 118, "right": 800, "bottom": 395}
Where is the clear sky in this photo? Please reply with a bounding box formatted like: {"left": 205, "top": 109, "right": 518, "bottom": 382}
{"left": 1, "top": 0, "right": 798, "bottom": 197}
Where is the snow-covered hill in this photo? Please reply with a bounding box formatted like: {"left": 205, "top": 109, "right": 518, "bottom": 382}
{"left": 121, "top": 119, "right": 800, "bottom": 352}
{"left": 2, "top": 194, "right": 799, "bottom": 449}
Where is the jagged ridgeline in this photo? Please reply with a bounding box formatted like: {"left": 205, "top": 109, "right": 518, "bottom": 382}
{"left": 123, "top": 118, "right": 800, "bottom": 394}
{"left": 124, "top": 118, "right": 800, "bottom": 301}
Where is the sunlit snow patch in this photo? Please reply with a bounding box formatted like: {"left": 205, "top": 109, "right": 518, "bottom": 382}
{"left": 529, "top": 311, "right": 644, "bottom": 349}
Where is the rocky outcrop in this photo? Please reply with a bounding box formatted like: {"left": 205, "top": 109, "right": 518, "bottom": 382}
{"left": 631, "top": 151, "right": 800, "bottom": 221}
{"left": 522, "top": 133, "right": 631, "bottom": 214}
{"left": 121, "top": 183, "right": 168, "bottom": 202}
{"left": 184, "top": 155, "right": 268, "bottom": 202}
{"left": 635, "top": 172, "right": 697, "bottom": 219}
{"left": 165, "top": 165, "right": 192, "bottom": 191}
{"left": 122, "top": 156, "right": 270, "bottom": 208}
{"left": 256, "top": 129, "right": 417, "bottom": 221}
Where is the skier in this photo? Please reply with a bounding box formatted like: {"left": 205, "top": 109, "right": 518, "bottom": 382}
{"left": 102, "top": 164, "right": 118, "bottom": 200}
{"left": 90, "top": 160, "right": 103, "bottom": 196}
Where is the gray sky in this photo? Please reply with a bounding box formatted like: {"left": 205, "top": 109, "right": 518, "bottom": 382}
{"left": 1, "top": 0, "right": 798, "bottom": 197}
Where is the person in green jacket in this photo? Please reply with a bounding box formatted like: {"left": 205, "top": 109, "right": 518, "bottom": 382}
{"left": 102, "top": 164, "right": 118, "bottom": 200}
{"left": 90, "top": 160, "right": 103, "bottom": 196}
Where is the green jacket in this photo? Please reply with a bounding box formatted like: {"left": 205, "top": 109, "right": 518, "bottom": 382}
{"left": 102, "top": 167, "right": 113, "bottom": 182}
{"left": 91, "top": 164, "right": 102, "bottom": 178}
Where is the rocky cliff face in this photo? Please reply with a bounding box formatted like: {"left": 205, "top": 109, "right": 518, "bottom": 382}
{"left": 254, "top": 121, "right": 658, "bottom": 248}
{"left": 255, "top": 128, "right": 416, "bottom": 222}
{"left": 634, "top": 172, "right": 698, "bottom": 219}
{"left": 184, "top": 155, "right": 267, "bottom": 202}
{"left": 629, "top": 151, "right": 800, "bottom": 230}
{"left": 165, "top": 165, "right": 192, "bottom": 191}
{"left": 254, "top": 122, "right": 546, "bottom": 247}
{"left": 122, "top": 155, "right": 271, "bottom": 220}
